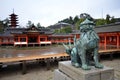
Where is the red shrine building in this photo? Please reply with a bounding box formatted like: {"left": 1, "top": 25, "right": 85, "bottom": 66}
{"left": 0, "top": 12, "right": 120, "bottom": 50}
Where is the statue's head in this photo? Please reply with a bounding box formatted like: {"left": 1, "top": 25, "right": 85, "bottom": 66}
{"left": 80, "top": 13, "right": 94, "bottom": 21}
{"left": 79, "top": 18, "right": 95, "bottom": 32}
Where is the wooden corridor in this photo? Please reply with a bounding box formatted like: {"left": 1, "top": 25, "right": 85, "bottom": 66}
{"left": 0, "top": 48, "right": 120, "bottom": 74}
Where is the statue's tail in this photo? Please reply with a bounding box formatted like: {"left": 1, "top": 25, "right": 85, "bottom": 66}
{"left": 68, "top": 38, "right": 72, "bottom": 49}
{"left": 62, "top": 43, "right": 69, "bottom": 50}
{"left": 62, "top": 43, "right": 71, "bottom": 56}
{"left": 74, "top": 35, "right": 77, "bottom": 46}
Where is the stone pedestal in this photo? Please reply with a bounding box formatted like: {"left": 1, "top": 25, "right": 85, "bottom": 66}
{"left": 54, "top": 61, "right": 114, "bottom": 80}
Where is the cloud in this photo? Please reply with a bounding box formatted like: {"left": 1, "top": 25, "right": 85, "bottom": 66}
{"left": 0, "top": 0, "right": 120, "bottom": 27}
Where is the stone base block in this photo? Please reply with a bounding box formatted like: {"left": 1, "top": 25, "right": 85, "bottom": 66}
{"left": 54, "top": 69, "right": 72, "bottom": 80}
{"left": 54, "top": 61, "right": 114, "bottom": 80}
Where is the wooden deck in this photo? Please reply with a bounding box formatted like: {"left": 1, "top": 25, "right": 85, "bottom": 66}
{"left": 0, "top": 49, "right": 120, "bottom": 74}
{"left": 0, "top": 49, "right": 120, "bottom": 63}
{"left": 99, "top": 49, "right": 120, "bottom": 54}
{"left": 0, "top": 53, "right": 68, "bottom": 63}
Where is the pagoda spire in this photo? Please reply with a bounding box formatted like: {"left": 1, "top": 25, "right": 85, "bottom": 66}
{"left": 13, "top": 8, "right": 14, "bottom": 14}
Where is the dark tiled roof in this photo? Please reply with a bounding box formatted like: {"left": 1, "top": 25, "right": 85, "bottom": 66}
{"left": 66, "top": 23, "right": 120, "bottom": 34}
{"left": 0, "top": 27, "right": 24, "bottom": 37}
{"left": 0, "top": 27, "right": 53, "bottom": 37}
{"left": 48, "top": 22, "right": 72, "bottom": 30}
{"left": 0, "top": 23, "right": 119, "bottom": 37}
{"left": 95, "top": 23, "right": 120, "bottom": 33}
{"left": 50, "top": 33, "right": 72, "bottom": 37}
{"left": 40, "top": 28, "right": 53, "bottom": 34}
{"left": 71, "top": 30, "right": 80, "bottom": 34}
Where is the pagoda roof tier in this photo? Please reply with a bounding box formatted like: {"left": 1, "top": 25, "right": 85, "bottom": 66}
{"left": 9, "top": 13, "right": 18, "bottom": 16}
{"left": 10, "top": 22, "right": 18, "bottom": 23}
{"left": 10, "top": 18, "right": 18, "bottom": 19}
{"left": 10, "top": 20, "right": 18, "bottom": 21}
{"left": 9, "top": 25, "right": 19, "bottom": 27}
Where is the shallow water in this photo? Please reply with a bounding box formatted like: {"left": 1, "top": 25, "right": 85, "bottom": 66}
{"left": 0, "top": 45, "right": 65, "bottom": 58}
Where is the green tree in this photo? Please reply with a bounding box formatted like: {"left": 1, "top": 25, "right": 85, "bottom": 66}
{"left": 26, "top": 20, "right": 32, "bottom": 28}
{"left": 73, "top": 15, "right": 79, "bottom": 24}
{"left": 110, "top": 16, "right": 116, "bottom": 23}
{"left": 75, "top": 18, "right": 84, "bottom": 30}
{"left": 3, "top": 18, "right": 9, "bottom": 27}
{"left": 0, "top": 18, "right": 9, "bottom": 33}
{"left": 95, "top": 19, "right": 106, "bottom": 26}
{"left": 69, "top": 16, "right": 74, "bottom": 24}
{"left": 62, "top": 26, "right": 72, "bottom": 33}
{"left": 54, "top": 26, "right": 72, "bottom": 33}
{"left": 54, "top": 29, "right": 60, "bottom": 33}
{"left": 58, "top": 16, "right": 74, "bottom": 25}
{"left": 0, "top": 20, "right": 4, "bottom": 32}
{"left": 106, "top": 14, "right": 111, "bottom": 24}
{"left": 0, "top": 21, "right": 3, "bottom": 33}
{"left": 36, "top": 22, "right": 41, "bottom": 28}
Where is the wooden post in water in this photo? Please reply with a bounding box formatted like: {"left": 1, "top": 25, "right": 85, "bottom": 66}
{"left": 46, "top": 58, "right": 50, "bottom": 70}
{"left": 22, "top": 60, "right": 27, "bottom": 74}
{"left": 110, "top": 52, "right": 113, "bottom": 61}
{"left": 0, "top": 63, "right": 2, "bottom": 69}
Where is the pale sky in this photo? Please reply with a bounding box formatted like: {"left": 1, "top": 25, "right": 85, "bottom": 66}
{"left": 0, "top": 0, "right": 120, "bottom": 27}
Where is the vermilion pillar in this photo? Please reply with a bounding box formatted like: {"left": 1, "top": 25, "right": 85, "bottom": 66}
{"left": 38, "top": 35, "right": 40, "bottom": 43}
{"left": 104, "top": 35, "right": 107, "bottom": 50}
{"left": 26, "top": 36, "right": 28, "bottom": 43}
{"left": 117, "top": 35, "right": 119, "bottom": 49}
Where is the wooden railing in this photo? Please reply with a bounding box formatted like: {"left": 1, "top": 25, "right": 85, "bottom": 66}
{"left": 99, "top": 45, "right": 120, "bottom": 50}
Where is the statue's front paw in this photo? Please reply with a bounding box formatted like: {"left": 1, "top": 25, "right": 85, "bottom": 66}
{"left": 74, "top": 63, "right": 80, "bottom": 68}
{"left": 82, "top": 64, "right": 91, "bottom": 70}
{"left": 95, "top": 63, "right": 104, "bottom": 69}
{"left": 72, "top": 62, "right": 80, "bottom": 68}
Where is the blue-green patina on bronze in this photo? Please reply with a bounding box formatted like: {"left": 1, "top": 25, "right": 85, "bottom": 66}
{"left": 63, "top": 15, "right": 103, "bottom": 70}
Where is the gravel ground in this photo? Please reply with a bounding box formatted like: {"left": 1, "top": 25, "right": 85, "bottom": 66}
{"left": 0, "top": 62, "right": 56, "bottom": 80}
{"left": 102, "top": 59, "right": 120, "bottom": 80}
{"left": 0, "top": 59, "right": 120, "bottom": 80}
